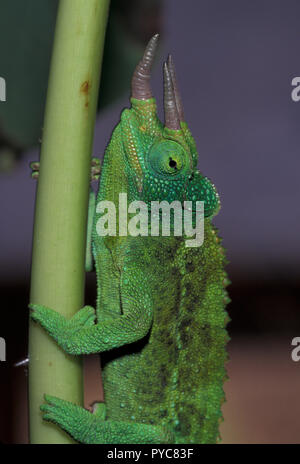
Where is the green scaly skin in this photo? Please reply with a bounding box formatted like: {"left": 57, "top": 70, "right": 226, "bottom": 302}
{"left": 30, "top": 93, "right": 230, "bottom": 444}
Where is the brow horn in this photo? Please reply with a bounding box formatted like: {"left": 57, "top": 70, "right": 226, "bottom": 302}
{"left": 131, "top": 34, "right": 159, "bottom": 100}
{"left": 167, "top": 55, "right": 184, "bottom": 122}
{"left": 163, "top": 62, "right": 181, "bottom": 130}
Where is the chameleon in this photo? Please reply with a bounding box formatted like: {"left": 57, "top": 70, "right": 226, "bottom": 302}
{"left": 30, "top": 34, "right": 230, "bottom": 444}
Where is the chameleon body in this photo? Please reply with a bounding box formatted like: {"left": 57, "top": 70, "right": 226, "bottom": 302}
{"left": 30, "top": 35, "right": 230, "bottom": 444}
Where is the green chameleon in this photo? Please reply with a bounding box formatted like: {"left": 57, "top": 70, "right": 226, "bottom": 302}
{"left": 30, "top": 34, "right": 230, "bottom": 444}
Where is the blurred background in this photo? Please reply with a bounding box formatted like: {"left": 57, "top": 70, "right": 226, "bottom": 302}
{"left": 1, "top": 0, "right": 300, "bottom": 444}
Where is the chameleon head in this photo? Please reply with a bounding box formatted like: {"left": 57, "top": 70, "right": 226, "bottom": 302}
{"left": 120, "top": 35, "right": 220, "bottom": 218}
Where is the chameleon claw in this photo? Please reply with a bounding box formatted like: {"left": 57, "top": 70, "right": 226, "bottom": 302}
{"left": 91, "top": 157, "right": 101, "bottom": 167}
{"left": 41, "top": 394, "right": 95, "bottom": 442}
{"left": 42, "top": 394, "right": 72, "bottom": 416}
{"left": 41, "top": 396, "right": 69, "bottom": 425}
{"left": 30, "top": 161, "right": 40, "bottom": 179}
{"left": 29, "top": 303, "right": 67, "bottom": 340}
{"left": 30, "top": 161, "right": 40, "bottom": 170}
{"left": 44, "top": 393, "right": 66, "bottom": 406}
{"left": 91, "top": 157, "right": 101, "bottom": 181}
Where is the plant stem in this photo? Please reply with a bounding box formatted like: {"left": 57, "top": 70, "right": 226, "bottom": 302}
{"left": 29, "top": 0, "right": 110, "bottom": 444}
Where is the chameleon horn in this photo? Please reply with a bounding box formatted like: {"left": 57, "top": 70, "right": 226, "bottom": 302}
{"left": 163, "top": 62, "right": 181, "bottom": 130}
{"left": 131, "top": 34, "right": 159, "bottom": 100}
{"left": 167, "top": 54, "right": 184, "bottom": 122}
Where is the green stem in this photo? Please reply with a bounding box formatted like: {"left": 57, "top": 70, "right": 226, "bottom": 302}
{"left": 29, "top": 0, "right": 110, "bottom": 444}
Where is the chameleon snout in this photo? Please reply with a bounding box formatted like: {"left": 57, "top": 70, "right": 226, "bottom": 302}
{"left": 185, "top": 170, "right": 220, "bottom": 217}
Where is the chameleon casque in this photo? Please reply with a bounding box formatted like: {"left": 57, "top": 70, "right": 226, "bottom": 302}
{"left": 30, "top": 35, "right": 230, "bottom": 444}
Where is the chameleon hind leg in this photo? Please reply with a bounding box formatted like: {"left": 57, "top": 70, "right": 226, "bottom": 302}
{"left": 41, "top": 395, "right": 173, "bottom": 444}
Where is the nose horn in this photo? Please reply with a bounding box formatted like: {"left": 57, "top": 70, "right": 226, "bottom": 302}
{"left": 131, "top": 34, "right": 159, "bottom": 100}
{"left": 163, "top": 61, "right": 181, "bottom": 130}
{"left": 167, "top": 55, "right": 184, "bottom": 122}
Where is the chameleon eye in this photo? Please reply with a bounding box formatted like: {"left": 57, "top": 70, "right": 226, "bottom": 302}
{"left": 147, "top": 140, "right": 188, "bottom": 177}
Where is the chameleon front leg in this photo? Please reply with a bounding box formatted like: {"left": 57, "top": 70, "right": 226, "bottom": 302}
{"left": 29, "top": 276, "right": 153, "bottom": 355}
{"left": 40, "top": 395, "right": 173, "bottom": 444}
{"left": 30, "top": 157, "right": 101, "bottom": 181}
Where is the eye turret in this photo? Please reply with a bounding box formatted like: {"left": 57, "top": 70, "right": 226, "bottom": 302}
{"left": 147, "top": 140, "right": 189, "bottom": 178}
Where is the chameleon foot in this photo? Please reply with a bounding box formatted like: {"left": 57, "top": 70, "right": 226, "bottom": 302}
{"left": 29, "top": 303, "right": 96, "bottom": 353}
{"left": 41, "top": 395, "right": 174, "bottom": 444}
{"left": 29, "top": 161, "right": 40, "bottom": 179}
{"left": 90, "top": 157, "right": 101, "bottom": 181}
{"left": 29, "top": 157, "right": 101, "bottom": 181}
